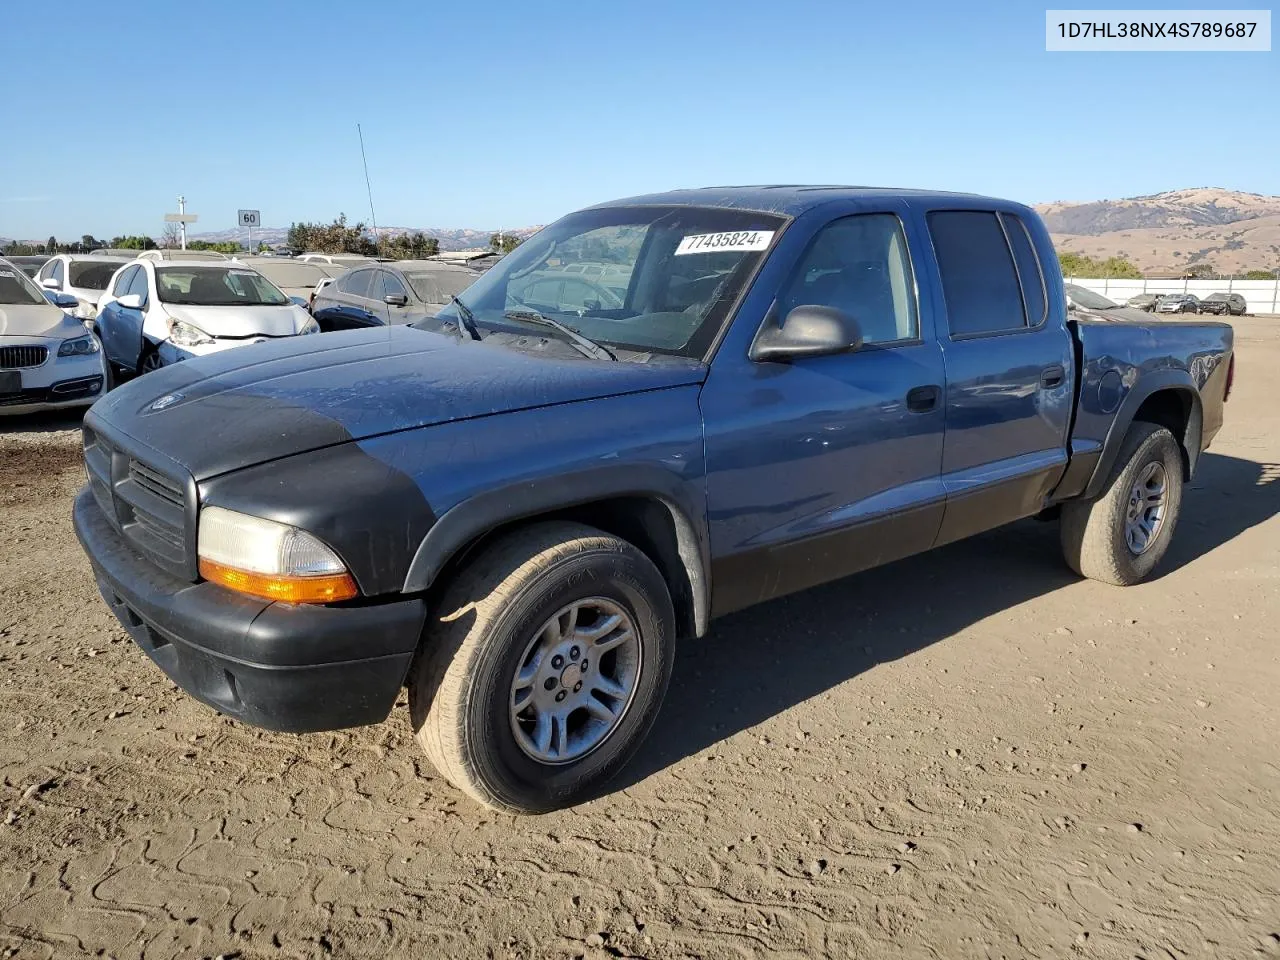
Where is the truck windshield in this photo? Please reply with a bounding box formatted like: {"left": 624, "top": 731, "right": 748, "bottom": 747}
{"left": 426, "top": 205, "right": 787, "bottom": 358}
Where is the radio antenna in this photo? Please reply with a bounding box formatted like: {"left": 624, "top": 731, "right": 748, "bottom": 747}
{"left": 357, "top": 123, "right": 379, "bottom": 242}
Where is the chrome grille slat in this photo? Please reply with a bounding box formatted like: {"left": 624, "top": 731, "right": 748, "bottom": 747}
{"left": 0, "top": 346, "right": 48, "bottom": 370}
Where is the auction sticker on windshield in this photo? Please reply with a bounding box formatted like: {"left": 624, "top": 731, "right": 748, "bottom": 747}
{"left": 674, "top": 231, "right": 775, "bottom": 255}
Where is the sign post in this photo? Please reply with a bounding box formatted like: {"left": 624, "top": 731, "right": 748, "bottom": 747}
{"left": 238, "top": 209, "right": 261, "bottom": 254}
{"left": 163, "top": 195, "right": 198, "bottom": 250}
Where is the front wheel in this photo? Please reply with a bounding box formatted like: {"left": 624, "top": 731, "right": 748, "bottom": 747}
{"left": 1060, "top": 422, "right": 1184, "bottom": 585}
{"left": 409, "top": 522, "right": 676, "bottom": 813}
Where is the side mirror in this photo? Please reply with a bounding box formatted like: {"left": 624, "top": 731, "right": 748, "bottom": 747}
{"left": 116, "top": 293, "right": 145, "bottom": 310}
{"left": 288, "top": 295, "right": 309, "bottom": 308}
{"left": 750, "top": 304, "right": 863, "bottom": 362}
{"left": 1067, "top": 300, "right": 1078, "bottom": 312}
{"left": 41, "top": 277, "right": 60, "bottom": 290}
{"left": 383, "top": 293, "right": 410, "bottom": 307}
{"left": 52, "top": 293, "right": 79, "bottom": 309}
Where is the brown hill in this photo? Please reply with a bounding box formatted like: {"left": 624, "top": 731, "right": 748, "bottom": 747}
{"left": 1035, "top": 188, "right": 1280, "bottom": 275}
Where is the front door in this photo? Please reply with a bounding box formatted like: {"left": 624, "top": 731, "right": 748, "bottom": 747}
{"left": 701, "top": 208, "right": 947, "bottom": 616}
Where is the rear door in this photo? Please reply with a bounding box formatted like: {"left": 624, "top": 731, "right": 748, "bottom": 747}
{"left": 314, "top": 268, "right": 381, "bottom": 331}
{"left": 924, "top": 208, "right": 1074, "bottom": 545}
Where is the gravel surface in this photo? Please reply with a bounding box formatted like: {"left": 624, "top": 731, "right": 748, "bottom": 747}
{"left": 1, "top": 320, "right": 1277, "bottom": 959}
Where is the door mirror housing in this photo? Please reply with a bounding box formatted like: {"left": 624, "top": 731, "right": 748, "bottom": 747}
{"left": 51, "top": 292, "right": 79, "bottom": 309}
{"left": 383, "top": 293, "right": 410, "bottom": 307}
{"left": 116, "top": 293, "right": 145, "bottom": 310}
{"left": 41, "top": 277, "right": 60, "bottom": 290}
{"left": 288, "top": 295, "right": 309, "bottom": 308}
{"left": 750, "top": 304, "right": 863, "bottom": 362}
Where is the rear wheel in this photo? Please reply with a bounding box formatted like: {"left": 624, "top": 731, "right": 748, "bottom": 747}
{"left": 1060, "top": 422, "right": 1184, "bottom": 585}
{"left": 409, "top": 522, "right": 676, "bottom": 813}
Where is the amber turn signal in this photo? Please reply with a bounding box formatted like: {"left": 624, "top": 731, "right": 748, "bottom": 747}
{"left": 198, "top": 557, "right": 359, "bottom": 604}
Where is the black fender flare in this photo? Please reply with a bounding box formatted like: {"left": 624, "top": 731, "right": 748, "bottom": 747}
{"left": 1083, "top": 370, "right": 1203, "bottom": 500}
{"left": 402, "top": 464, "right": 712, "bottom": 637}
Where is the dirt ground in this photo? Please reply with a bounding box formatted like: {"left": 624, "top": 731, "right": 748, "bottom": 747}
{"left": 1, "top": 320, "right": 1278, "bottom": 960}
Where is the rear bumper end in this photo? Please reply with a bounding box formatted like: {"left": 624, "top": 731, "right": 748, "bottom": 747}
{"left": 73, "top": 488, "right": 426, "bottom": 732}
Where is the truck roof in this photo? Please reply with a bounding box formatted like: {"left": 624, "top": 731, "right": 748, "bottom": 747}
{"left": 591, "top": 184, "right": 1011, "bottom": 217}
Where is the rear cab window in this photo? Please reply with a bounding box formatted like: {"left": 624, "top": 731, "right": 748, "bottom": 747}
{"left": 927, "top": 209, "right": 1050, "bottom": 337}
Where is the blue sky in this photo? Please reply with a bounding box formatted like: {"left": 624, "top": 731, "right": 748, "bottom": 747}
{"left": 1, "top": 0, "right": 1275, "bottom": 239}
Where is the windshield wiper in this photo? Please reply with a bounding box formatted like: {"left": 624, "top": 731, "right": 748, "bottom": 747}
{"left": 450, "top": 295, "right": 482, "bottom": 341}
{"left": 503, "top": 310, "right": 616, "bottom": 361}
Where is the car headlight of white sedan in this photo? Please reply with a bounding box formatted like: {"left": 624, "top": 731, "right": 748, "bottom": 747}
{"left": 57, "top": 335, "right": 101, "bottom": 357}
{"left": 168, "top": 319, "right": 215, "bottom": 347}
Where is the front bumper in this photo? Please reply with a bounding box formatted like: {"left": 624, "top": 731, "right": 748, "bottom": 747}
{"left": 73, "top": 488, "right": 427, "bottom": 732}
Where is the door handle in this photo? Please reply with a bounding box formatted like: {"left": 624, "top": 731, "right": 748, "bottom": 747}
{"left": 1040, "top": 364, "right": 1066, "bottom": 389}
{"left": 905, "top": 384, "right": 941, "bottom": 413}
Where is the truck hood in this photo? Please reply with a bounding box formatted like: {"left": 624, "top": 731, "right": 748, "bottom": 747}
{"left": 88, "top": 325, "right": 707, "bottom": 480}
{"left": 0, "top": 302, "right": 90, "bottom": 339}
{"left": 162, "top": 302, "right": 309, "bottom": 337}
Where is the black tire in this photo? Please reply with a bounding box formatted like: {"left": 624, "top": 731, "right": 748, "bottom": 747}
{"left": 1060, "top": 422, "right": 1184, "bottom": 586}
{"left": 137, "top": 339, "right": 164, "bottom": 376}
{"left": 409, "top": 522, "right": 676, "bottom": 813}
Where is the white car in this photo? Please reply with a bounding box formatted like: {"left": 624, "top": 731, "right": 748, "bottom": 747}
{"left": 94, "top": 259, "right": 319, "bottom": 377}
{"left": 136, "top": 249, "right": 231, "bottom": 262}
{"left": 297, "top": 253, "right": 377, "bottom": 267}
{"left": 35, "top": 253, "right": 133, "bottom": 323}
{"left": 0, "top": 258, "right": 107, "bottom": 414}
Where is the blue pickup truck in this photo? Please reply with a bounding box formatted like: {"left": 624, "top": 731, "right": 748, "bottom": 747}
{"left": 73, "top": 186, "right": 1234, "bottom": 812}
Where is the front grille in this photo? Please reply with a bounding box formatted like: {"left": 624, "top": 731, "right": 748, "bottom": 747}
{"left": 83, "top": 425, "right": 194, "bottom": 579}
{"left": 0, "top": 346, "right": 48, "bottom": 369}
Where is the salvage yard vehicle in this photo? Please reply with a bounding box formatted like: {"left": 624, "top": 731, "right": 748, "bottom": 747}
{"left": 1157, "top": 293, "right": 1200, "bottom": 313}
{"left": 5, "top": 254, "right": 51, "bottom": 279}
{"left": 136, "top": 249, "right": 230, "bottom": 262}
{"left": 36, "top": 253, "right": 132, "bottom": 323}
{"left": 1126, "top": 293, "right": 1161, "bottom": 312}
{"left": 236, "top": 257, "right": 346, "bottom": 311}
{"left": 73, "top": 186, "right": 1234, "bottom": 813}
{"left": 93, "top": 259, "right": 319, "bottom": 378}
{"left": 1197, "top": 292, "right": 1247, "bottom": 316}
{"left": 0, "top": 257, "right": 106, "bottom": 413}
{"left": 310, "top": 259, "right": 479, "bottom": 331}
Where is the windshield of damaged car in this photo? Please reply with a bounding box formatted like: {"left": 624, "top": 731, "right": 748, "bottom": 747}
{"left": 156, "top": 266, "right": 290, "bottom": 306}
{"left": 425, "top": 205, "right": 786, "bottom": 358}
{"left": 0, "top": 265, "right": 47, "bottom": 305}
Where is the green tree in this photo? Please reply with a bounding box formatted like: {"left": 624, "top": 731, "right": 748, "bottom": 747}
{"left": 109, "top": 235, "right": 158, "bottom": 250}
{"left": 45, "top": 236, "right": 58, "bottom": 254}
{"left": 1183, "top": 263, "right": 1216, "bottom": 280}
{"left": 1244, "top": 269, "right": 1277, "bottom": 280}
{"left": 490, "top": 232, "right": 523, "bottom": 254}
{"left": 1057, "top": 250, "right": 1142, "bottom": 279}
{"left": 258, "top": 241, "right": 270, "bottom": 253}
{"left": 379, "top": 231, "right": 440, "bottom": 260}
{"left": 287, "top": 214, "right": 376, "bottom": 255}
{"left": 188, "top": 240, "right": 242, "bottom": 253}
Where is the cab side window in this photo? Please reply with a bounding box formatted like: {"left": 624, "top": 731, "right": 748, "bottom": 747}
{"left": 125, "top": 267, "right": 150, "bottom": 304}
{"left": 779, "top": 213, "right": 919, "bottom": 345}
{"left": 379, "top": 271, "right": 409, "bottom": 300}
{"left": 927, "top": 210, "right": 1027, "bottom": 337}
{"left": 340, "top": 269, "right": 374, "bottom": 299}
{"left": 111, "top": 266, "right": 138, "bottom": 298}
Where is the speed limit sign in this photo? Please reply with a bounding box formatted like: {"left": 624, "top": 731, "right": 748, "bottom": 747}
{"left": 238, "top": 209, "right": 260, "bottom": 227}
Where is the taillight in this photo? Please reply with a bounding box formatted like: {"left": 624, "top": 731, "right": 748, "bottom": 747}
{"left": 1224, "top": 354, "right": 1235, "bottom": 402}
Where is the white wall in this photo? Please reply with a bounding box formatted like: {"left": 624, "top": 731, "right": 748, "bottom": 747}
{"left": 1065, "top": 277, "right": 1280, "bottom": 315}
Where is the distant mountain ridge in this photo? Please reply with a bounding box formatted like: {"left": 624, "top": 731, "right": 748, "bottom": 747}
{"left": 1035, "top": 188, "right": 1280, "bottom": 275}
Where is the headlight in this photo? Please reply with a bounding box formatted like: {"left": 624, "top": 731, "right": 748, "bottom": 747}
{"left": 299, "top": 317, "right": 320, "bottom": 335}
{"left": 57, "top": 335, "right": 100, "bottom": 357}
{"left": 197, "top": 505, "right": 358, "bottom": 603}
{"left": 168, "top": 318, "right": 215, "bottom": 347}
{"left": 73, "top": 300, "right": 98, "bottom": 321}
